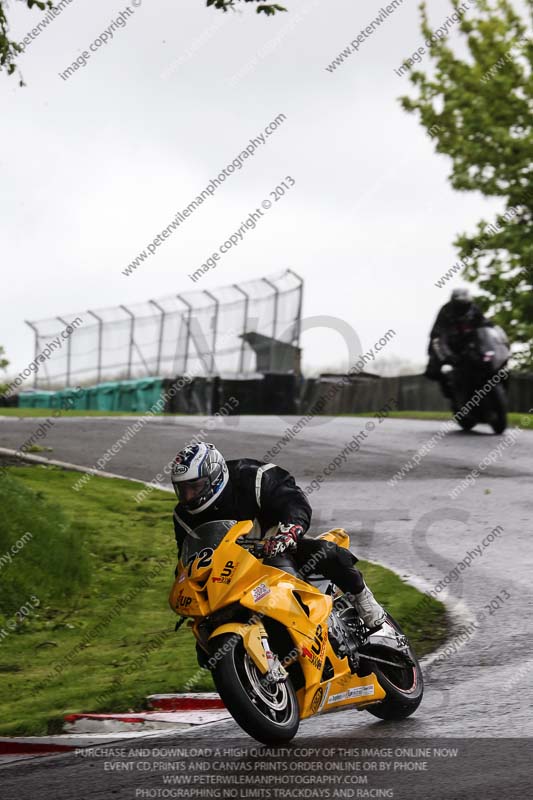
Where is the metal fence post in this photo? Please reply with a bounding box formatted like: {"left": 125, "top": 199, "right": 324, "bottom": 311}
{"left": 204, "top": 291, "right": 219, "bottom": 376}
{"left": 24, "top": 321, "right": 40, "bottom": 388}
{"left": 177, "top": 295, "right": 193, "bottom": 374}
{"left": 57, "top": 316, "right": 72, "bottom": 387}
{"left": 119, "top": 305, "right": 135, "bottom": 380}
{"left": 262, "top": 277, "right": 279, "bottom": 372}
{"left": 24, "top": 273, "right": 304, "bottom": 387}
{"left": 149, "top": 300, "right": 166, "bottom": 375}
{"left": 287, "top": 268, "right": 304, "bottom": 350}
{"left": 233, "top": 284, "right": 250, "bottom": 374}
{"left": 87, "top": 310, "right": 104, "bottom": 383}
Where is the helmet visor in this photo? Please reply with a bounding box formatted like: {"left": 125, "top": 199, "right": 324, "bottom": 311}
{"left": 174, "top": 477, "right": 210, "bottom": 506}
{"left": 451, "top": 299, "right": 471, "bottom": 314}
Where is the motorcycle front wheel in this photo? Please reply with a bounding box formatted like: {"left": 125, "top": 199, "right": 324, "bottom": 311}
{"left": 211, "top": 633, "right": 300, "bottom": 744}
{"left": 487, "top": 384, "right": 507, "bottom": 434}
{"left": 452, "top": 399, "right": 477, "bottom": 431}
{"left": 456, "top": 415, "right": 476, "bottom": 431}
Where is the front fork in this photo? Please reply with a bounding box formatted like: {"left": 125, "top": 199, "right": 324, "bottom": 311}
{"left": 261, "top": 636, "right": 289, "bottom": 683}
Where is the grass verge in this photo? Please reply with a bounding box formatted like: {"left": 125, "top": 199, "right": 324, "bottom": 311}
{"left": 352, "top": 410, "right": 533, "bottom": 429}
{"left": 0, "top": 472, "right": 89, "bottom": 617}
{"left": 0, "top": 466, "right": 447, "bottom": 736}
{"left": 0, "top": 408, "right": 184, "bottom": 417}
{"left": 3, "top": 407, "right": 530, "bottom": 430}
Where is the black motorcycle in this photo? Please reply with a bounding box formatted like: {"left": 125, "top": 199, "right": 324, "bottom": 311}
{"left": 440, "top": 326, "right": 510, "bottom": 434}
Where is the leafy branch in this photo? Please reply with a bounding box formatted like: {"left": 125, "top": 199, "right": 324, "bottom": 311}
{"left": 0, "top": 0, "right": 287, "bottom": 85}
{"left": 401, "top": 0, "right": 533, "bottom": 368}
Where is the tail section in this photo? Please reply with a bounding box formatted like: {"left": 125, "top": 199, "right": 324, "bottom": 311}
{"left": 317, "top": 528, "right": 350, "bottom": 549}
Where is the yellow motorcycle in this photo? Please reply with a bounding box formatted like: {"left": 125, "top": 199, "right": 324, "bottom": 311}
{"left": 169, "top": 520, "right": 423, "bottom": 744}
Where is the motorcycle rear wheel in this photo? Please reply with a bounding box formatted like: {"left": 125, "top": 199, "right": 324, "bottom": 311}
{"left": 211, "top": 633, "right": 300, "bottom": 744}
{"left": 361, "top": 617, "right": 423, "bottom": 721}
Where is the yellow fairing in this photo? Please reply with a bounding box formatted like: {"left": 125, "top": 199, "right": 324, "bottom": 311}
{"left": 169, "top": 520, "right": 387, "bottom": 720}
{"left": 169, "top": 520, "right": 332, "bottom": 625}
{"left": 208, "top": 622, "right": 269, "bottom": 674}
{"left": 169, "top": 520, "right": 273, "bottom": 617}
{"left": 317, "top": 528, "right": 350, "bottom": 549}
{"left": 298, "top": 672, "right": 385, "bottom": 719}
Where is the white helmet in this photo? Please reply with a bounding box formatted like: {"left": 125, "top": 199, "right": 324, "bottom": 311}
{"left": 171, "top": 442, "right": 228, "bottom": 514}
{"left": 451, "top": 287, "right": 473, "bottom": 305}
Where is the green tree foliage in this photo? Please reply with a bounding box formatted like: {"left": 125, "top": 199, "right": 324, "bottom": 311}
{"left": 0, "top": 346, "right": 8, "bottom": 395}
{"left": 208, "top": 0, "right": 286, "bottom": 13}
{"left": 1, "top": 1, "right": 51, "bottom": 84}
{"left": 401, "top": 0, "right": 533, "bottom": 368}
{"left": 0, "top": 0, "right": 286, "bottom": 84}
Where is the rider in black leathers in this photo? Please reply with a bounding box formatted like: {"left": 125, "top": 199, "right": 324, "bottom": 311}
{"left": 426, "top": 288, "right": 493, "bottom": 396}
{"left": 171, "top": 442, "right": 386, "bottom": 629}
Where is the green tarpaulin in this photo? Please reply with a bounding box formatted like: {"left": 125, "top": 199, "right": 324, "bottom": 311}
{"left": 16, "top": 378, "right": 164, "bottom": 413}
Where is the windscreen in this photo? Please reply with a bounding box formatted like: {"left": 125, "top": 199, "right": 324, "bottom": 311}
{"left": 476, "top": 326, "right": 510, "bottom": 368}
{"left": 181, "top": 519, "right": 237, "bottom": 563}
{"left": 479, "top": 325, "right": 509, "bottom": 348}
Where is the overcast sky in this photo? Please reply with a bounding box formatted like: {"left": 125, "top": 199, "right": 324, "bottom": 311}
{"left": 1, "top": 0, "right": 506, "bottom": 383}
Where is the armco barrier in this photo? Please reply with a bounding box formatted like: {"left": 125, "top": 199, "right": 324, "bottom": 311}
{"left": 0, "top": 391, "right": 18, "bottom": 408}
{"left": 300, "top": 376, "right": 390, "bottom": 415}
{"left": 214, "top": 375, "right": 298, "bottom": 415}
{"left": 508, "top": 372, "right": 533, "bottom": 412}
{"left": 163, "top": 377, "right": 213, "bottom": 414}
{"left": 300, "top": 373, "right": 533, "bottom": 415}
{"left": 216, "top": 378, "right": 264, "bottom": 415}
{"left": 396, "top": 375, "right": 448, "bottom": 412}
{"left": 263, "top": 374, "right": 298, "bottom": 415}
{"left": 6, "top": 372, "right": 533, "bottom": 416}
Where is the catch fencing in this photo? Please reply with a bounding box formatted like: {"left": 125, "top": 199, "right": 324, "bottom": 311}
{"left": 25, "top": 270, "right": 303, "bottom": 388}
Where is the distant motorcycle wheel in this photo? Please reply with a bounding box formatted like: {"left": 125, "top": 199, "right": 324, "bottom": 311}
{"left": 452, "top": 398, "right": 476, "bottom": 431}
{"left": 362, "top": 617, "right": 423, "bottom": 721}
{"left": 488, "top": 384, "right": 507, "bottom": 435}
{"left": 457, "top": 415, "right": 476, "bottom": 431}
{"left": 211, "top": 634, "right": 299, "bottom": 744}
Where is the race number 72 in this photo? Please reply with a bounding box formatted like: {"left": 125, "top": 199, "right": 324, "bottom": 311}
{"left": 185, "top": 548, "right": 214, "bottom": 576}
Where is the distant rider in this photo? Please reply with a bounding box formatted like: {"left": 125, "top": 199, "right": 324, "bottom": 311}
{"left": 171, "top": 442, "right": 386, "bottom": 629}
{"left": 425, "top": 287, "right": 492, "bottom": 396}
